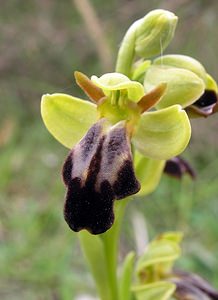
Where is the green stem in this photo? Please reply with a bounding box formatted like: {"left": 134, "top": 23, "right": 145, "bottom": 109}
{"left": 78, "top": 199, "right": 129, "bottom": 300}
{"left": 79, "top": 231, "right": 111, "bottom": 300}
{"left": 101, "top": 199, "right": 129, "bottom": 300}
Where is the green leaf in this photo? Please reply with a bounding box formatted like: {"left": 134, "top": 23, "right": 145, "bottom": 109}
{"left": 41, "top": 93, "right": 97, "bottom": 149}
{"left": 132, "top": 281, "right": 176, "bottom": 300}
{"left": 119, "top": 252, "right": 135, "bottom": 300}
{"left": 144, "top": 65, "right": 205, "bottom": 109}
{"left": 134, "top": 151, "right": 165, "bottom": 196}
{"left": 79, "top": 231, "right": 111, "bottom": 300}
{"left": 132, "top": 105, "right": 191, "bottom": 160}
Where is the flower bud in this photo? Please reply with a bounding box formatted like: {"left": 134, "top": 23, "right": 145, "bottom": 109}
{"left": 144, "top": 65, "right": 205, "bottom": 109}
{"left": 134, "top": 9, "right": 178, "bottom": 59}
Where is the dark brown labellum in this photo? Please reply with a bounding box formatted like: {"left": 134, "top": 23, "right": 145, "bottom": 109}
{"left": 172, "top": 270, "right": 218, "bottom": 300}
{"left": 186, "top": 89, "right": 218, "bottom": 118}
{"left": 62, "top": 118, "right": 140, "bottom": 234}
{"left": 164, "top": 156, "right": 196, "bottom": 180}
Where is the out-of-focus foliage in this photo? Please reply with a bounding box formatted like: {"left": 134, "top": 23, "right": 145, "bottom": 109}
{"left": 0, "top": 0, "right": 218, "bottom": 299}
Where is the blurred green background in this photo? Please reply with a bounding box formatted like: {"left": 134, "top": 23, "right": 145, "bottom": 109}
{"left": 0, "top": 0, "right": 218, "bottom": 299}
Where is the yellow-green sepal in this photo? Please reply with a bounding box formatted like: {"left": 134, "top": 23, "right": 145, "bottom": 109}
{"left": 144, "top": 65, "right": 205, "bottom": 109}
{"left": 206, "top": 73, "right": 218, "bottom": 92}
{"left": 132, "top": 105, "right": 191, "bottom": 160}
{"left": 41, "top": 93, "right": 97, "bottom": 149}
{"left": 132, "top": 281, "right": 176, "bottom": 300}
{"left": 154, "top": 54, "right": 207, "bottom": 82}
{"left": 134, "top": 151, "right": 165, "bottom": 196}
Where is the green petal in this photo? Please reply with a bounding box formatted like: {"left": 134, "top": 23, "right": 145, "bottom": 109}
{"left": 132, "top": 105, "right": 191, "bottom": 160}
{"left": 144, "top": 65, "right": 205, "bottom": 108}
{"left": 134, "top": 151, "right": 165, "bottom": 196}
{"left": 132, "top": 281, "right": 176, "bottom": 300}
{"left": 41, "top": 93, "right": 97, "bottom": 148}
{"left": 91, "top": 73, "right": 145, "bottom": 102}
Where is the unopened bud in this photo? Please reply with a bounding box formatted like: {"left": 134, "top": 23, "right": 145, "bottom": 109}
{"left": 134, "top": 9, "right": 178, "bottom": 59}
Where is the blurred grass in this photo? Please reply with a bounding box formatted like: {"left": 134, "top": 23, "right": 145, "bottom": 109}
{"left": 0, "top": 0, "right": 218, "bottom": 299}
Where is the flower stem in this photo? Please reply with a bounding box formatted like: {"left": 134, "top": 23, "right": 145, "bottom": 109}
{"left": 101, "top": 199, "right": 129, "bottom": 300}
{"left": 79, "top": 231, "right": 112, "bottom": 300}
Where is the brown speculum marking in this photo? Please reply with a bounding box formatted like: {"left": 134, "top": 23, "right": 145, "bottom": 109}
{"left": 62, "top": 118, "right": 140, "bottom": 234}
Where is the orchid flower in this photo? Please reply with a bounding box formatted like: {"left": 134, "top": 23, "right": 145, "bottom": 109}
{"left": 41, "top": 71, "right": 191, "bottom": 234}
